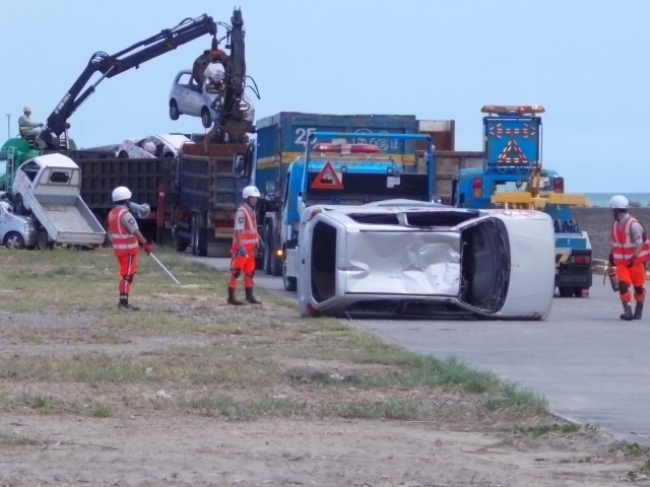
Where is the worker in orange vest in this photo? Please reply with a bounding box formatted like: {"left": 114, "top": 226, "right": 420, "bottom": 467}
{"left": 228, "top": 185, "right": 266, "bottom": 305}
{"left": 609, "top": 195, "right": 650, "bottom": 320}
{"left": 107, "top": 186, "right": 153, "bottom": 310}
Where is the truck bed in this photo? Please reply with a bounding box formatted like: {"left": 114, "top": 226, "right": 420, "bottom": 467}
{"left": 40, "top": 202, "right": 98, "bottom": 234}
{"left": 32, "top": 194, "right": 106, "bottom": 245}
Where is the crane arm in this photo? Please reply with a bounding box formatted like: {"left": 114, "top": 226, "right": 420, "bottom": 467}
{"left": 40, "top": 14, "right": 218, "bottom": 148}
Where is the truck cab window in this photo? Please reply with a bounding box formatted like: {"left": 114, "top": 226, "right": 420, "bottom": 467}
{"left": 21, "top": 161, "right": 40, "bottom": 182}
{"left": 50, "top": 171, "right": 71, "bottom": 184}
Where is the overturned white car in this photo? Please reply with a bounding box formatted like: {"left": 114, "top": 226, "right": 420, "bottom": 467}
{"left": 297, "top": 200, "right": 556, "bottom": 320}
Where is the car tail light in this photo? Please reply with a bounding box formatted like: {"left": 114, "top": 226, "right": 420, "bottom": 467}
{"left": 472, "top": 177, "right": 482, "bottom": 199}
{"left": 553, "top": 177, "right": 564, "bottom": 193}
{"left": 305, "top": 303, "right": 320, "bottom": 317}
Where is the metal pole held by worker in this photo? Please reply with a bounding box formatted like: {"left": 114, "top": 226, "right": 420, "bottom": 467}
{"left": 149, "top": 252, "right": 181, "bottom": 285}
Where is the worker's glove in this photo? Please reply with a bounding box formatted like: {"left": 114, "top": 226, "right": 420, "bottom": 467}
{"left": 141, "top": 241, "right": 153, "bottom": 255}
{"left": 259, "top": 239, "right": 267, "bottom": 251}
{"left": 626, "top": 257, "right": 636, "bottom": 268}
{"left": 608, "top": 252, "right": 615, "bottom": 267}
{"left": 237, "top": 247, "right": 247, "bottom": 257}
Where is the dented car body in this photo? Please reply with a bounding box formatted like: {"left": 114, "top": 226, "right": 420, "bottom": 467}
{"left": 297, "top": 200, "right": 555, "bottom": 320}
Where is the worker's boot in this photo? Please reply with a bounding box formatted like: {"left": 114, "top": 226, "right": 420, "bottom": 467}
{"left": 228, "top": 288, "right": 243, "bottom": 306}
{"left": 118, "top": 294, "right": 140, "bottom": 311}
{"left": 634, "top": 302, "right": 644, "bottom": 320}
{"left": 620, "top": 303, "right": 634, "bottom": 321}
{"left": 245, "top": 287, "right": 262, "bottom": 305}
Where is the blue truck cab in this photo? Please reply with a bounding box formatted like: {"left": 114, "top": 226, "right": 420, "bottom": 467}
{"left": 279, "top": 132, "right": 434, "bottom": 291}
{"left": 252, "top": 112, "right": 421, "bottom": 278}
{"left": 451, "top": 105, "right": 592, "bottom": 298}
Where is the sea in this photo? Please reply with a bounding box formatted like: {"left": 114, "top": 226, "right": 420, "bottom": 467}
{"left": 583, "top": 193, "right": 650, "bottom": 208}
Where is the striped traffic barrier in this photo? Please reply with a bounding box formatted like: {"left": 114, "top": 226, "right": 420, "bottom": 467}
{"left": 591, "top": 259, "right": 650, "bottom": 278}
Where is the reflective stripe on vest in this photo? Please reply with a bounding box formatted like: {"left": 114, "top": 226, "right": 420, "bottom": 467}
{"left": 611, "top": 217, "right": 650, "bottom": 264}
{"left": 232, "top": 205, "right": 258, "bottom": 249}
{"left": 107, "top": 208, "right": 139, "bottom": 255}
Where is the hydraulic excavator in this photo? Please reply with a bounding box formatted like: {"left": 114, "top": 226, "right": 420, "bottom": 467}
{"left": 8, "top": 9, "right": 254, "bottom": 152}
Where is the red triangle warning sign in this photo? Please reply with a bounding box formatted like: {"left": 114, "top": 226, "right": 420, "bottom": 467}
{"left": 310, "top": 161, "right": 343, "bottom": 190}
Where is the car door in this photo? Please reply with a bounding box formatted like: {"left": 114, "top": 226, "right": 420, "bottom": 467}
{"left": 175, "top": 72, "right": 194, "bottom": 114}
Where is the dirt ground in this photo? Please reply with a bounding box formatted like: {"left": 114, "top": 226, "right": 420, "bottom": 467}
{"left": 1, "top": 249, "right": 649, "bottom": 486}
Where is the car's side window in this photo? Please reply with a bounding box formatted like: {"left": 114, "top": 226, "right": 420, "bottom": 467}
{"left": 178, "top": 73, "right": 192, "bottom": 87}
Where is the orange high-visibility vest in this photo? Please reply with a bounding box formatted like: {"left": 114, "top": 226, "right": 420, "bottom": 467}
{"left": 231, "top": 205, "right": 258, "bottom": 252}
{"left": 611, "top": 217, "right": 650, "bottom": 264}
{"left": 107, "top": 208, "right": 139, "bottom": 256}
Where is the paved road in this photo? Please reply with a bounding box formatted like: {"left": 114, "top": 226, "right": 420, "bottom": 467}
{"left": 188, "top": 256, "right": 650, "bottom": 446}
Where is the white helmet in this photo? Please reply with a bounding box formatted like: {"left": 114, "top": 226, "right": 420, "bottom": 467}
{"left": 112, "top": 186, "right": 132, "bottom": 202}
{"left": 609, "top": 195, "right": 629, "bottom": 210}
{"left": 242, "top": 185, "right": 260, "bottom": 199}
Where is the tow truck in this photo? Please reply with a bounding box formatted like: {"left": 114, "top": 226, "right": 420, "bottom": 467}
{"left": 452, "top": 105, "right": 592, "bottom": 298}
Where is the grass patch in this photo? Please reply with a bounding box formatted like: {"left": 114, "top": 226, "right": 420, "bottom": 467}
{"left": 0, "top": 433, "right": 39, "bottom": 447}
{"left": 612, "top": 441, "right": 650, "bottom": 457}
{"left": 514, "top": 423, "right": 581, "bottom": 438}
{"left": 0, "top": 246, "right": 551, "bottom": 427}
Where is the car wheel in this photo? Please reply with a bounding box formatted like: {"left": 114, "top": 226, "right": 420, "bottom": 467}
{"left": 282, "top": 258, "right": 297, "bottom": 292}
{"left": 169, "top": 99, "right": 180, "bottom": 120}
{"left": 118, "top": 151, "right": 129, "bottom": 158}
{"left": 164, "top": 152, "right": 174, "bottom": 157}
{"left": 4, "top": 231, "right": 25, "bottom": 250}
{"left": 201, "top": 107, "right": 212, "bottom": 128}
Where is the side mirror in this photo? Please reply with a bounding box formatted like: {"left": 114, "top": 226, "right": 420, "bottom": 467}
{"left": 265, "top": 180, "right": 276, "bottom": 196}
{"left": 234, "top": 155, "right": 246, "bottom": 177}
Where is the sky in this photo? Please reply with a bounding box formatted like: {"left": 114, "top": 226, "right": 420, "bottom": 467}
{"left": 1, "top": 0, "right": 648, "bottom": 192}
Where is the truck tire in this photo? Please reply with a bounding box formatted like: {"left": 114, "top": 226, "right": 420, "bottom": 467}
{"left": 190, "top": 214, "right": 200, "bottom": 256}
{"left": 558, "top": 287, "right": 573, "bottom": 298}
{"left": 36, "top": 229, "right": 52, "bottom": 250}
{"left": 264, "top": 224, "right": 273, "bottom": 275}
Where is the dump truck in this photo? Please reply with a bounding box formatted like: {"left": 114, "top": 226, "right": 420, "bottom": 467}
{"left": 452, "top": 105, "right": 593, "bottom": 298}
{"left": 11, "top": 153, "right": 106, "bottom": 249}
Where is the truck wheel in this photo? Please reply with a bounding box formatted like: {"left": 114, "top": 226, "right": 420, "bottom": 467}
{"left": 558, "top": 287, "right": 573, "bottom": 298}
{"left": 201, "top": 107, "right": 212, "bottom": 129}
{"left": 4, "top": 231, "right": 25, "bottom": 250}
{"left": 272, "top": 255, "right": 283, "bottom": 277}
{"left": 264, "top": 224, "right": 273, "bottom": 275}
{"left": 36, "top": 229, "right": 52, "bottom": 250}
{"left": 176, "top": 242, "right": 188, "bottom": 252}
{"left": 190, "top": 214, "right": 199, "bottom": 256}
{"left": 574, "top": 287, "right": 588, "bottom": 298}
